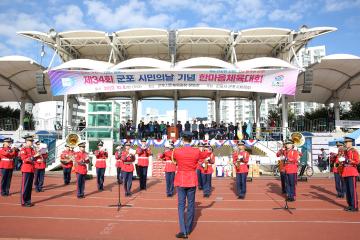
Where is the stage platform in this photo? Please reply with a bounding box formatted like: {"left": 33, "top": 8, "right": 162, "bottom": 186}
{"left": 0, "top": 173, "right": 359, "bottom": 240}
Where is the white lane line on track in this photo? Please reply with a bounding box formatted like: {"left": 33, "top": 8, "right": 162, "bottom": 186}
{"left": 1, "top": 195, "right": 345, "bottom": 202}
{"left": 0, "top": 203, "right": 344, "bottom": 211}
{"left": 0, "top": 215, "right": 359, "bottom": 224}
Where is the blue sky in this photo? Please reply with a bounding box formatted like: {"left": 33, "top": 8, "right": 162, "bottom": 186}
{"left": 1, "top": 0, "right": 360, "bottom": 118}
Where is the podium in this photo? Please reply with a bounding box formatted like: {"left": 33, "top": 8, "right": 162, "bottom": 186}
{"left": 167, "top": 127, "right": 179, "bottom": 141}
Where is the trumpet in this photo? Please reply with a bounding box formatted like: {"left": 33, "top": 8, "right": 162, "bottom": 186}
{"left": 235, "top": 155, "right": 243, "bottom": 168}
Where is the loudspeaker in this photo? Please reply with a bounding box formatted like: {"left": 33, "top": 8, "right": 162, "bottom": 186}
{"left": 302, "top": 68, "right": 313, "bottom": 93}
{"left": 35, "top": 72, "right": 47, "bottom": 94}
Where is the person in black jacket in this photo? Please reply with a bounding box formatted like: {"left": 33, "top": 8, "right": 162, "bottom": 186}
{"left": 198, "top": 121, "right": 205, "bottom": 140}
{"left": 176, "top": 121, "right": 183, "bottom": 137}
{"left": 184, "top": 121, "right": 191, "bottom": 131}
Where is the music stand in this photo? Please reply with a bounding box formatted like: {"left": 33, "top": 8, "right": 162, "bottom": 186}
{"left": 273, "top": 198, "right": 296, "bottom": 212}
{"left": 109, "top": 181, "right": 132, "bottom": 211}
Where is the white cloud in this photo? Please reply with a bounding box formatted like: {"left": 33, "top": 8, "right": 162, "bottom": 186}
{"left": 54, "top": 5, "right": 86, "bottom": 30}
{"left": 0, "top": 11, "right": 49, "bottom": 49}
{"left": 324, "top": 0, "right": 360, "bottom": 12}
{"left": 268, "top": 9, "right": 302, "bottom": 22}
{"left": 268, "top": 0, "right": 315, "bottom": 22}
{"left": 150, "top": 0, "right": 269, "bottom": 28}
{"left": 84, "top": 0, "right": 172, "bottom": 29}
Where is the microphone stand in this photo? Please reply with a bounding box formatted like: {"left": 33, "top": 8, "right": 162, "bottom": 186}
{"left": 273, "top": 158, "right": 296, "bottom": 212}
{"left": 108, "top": 180, "right": 132, "bottom": 211}
{"left": 109, "top": 150, "right": 132, "bottom": 211}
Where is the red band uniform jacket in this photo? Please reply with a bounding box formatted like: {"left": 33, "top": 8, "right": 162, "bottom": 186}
{"left": 232, "top": 151, "right": 250, "bottom": 173}
{"left": 0, "top": 147, "right": 18, "bottom": 169}
{"left": 173, "top": 146, "right": 201, "bottom": 187}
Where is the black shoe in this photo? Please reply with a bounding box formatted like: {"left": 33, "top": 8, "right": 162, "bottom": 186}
{"left": 238, "top": 195, "right": 244, "bottom": 199}
{"left": 39, "top": 189, "right": 44, "bottom": 192}
{"left": 344, "top": 206, "right": 352, "bottom": 211}
{"left": 22, "top": 203, "right": 34, "bottom": 207}
{"left": 198, "top": 188, "right": 203, "bottom": 191}
{"left": 175, "top": 232, "right": 188, "bottom": 239}
{"left": 346, "top": 207, "right": 359, "bottom": 212}
{"left": 203, "top": 194, "right": 210, "bottom": 198}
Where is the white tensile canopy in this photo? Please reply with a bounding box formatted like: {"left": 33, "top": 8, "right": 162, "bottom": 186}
{"left": 290, "top": 54, "right": 360, "bottom": 103}
{"left": 18, "top": 27, "right": 337, "bottom": 63}
{"left": 0, "top": 55, "right": 61, "bottom": 103}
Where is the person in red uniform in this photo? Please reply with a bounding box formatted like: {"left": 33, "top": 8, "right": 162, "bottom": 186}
{"left": 33, "top": 141, "right": 48, "bottom": 192}
{"left": 121, "top": 142, "right": 135, "bottom": 196}
{"left": 199, "top": 143, "right": 215, "bottom": 198}
{"left": 158, "top": 141, "right": 176, "bottom": 197}
{"left": 284, "top": 139, "right": 300, "bottom": 202}
{"left": 114, "top": 144, "right": 124, "bottom": 185}
{"left": 136, "top": 139, "right": 152, "bottom": 190}
{"left": 173, "top": 131, "right": 200, "bottom": 239}
{"left": 19, "top": 135, "right": 38, "bottom": 207}
{"left": 94, "top": 140, "right": 108, "bottom": 191}
{"left": 342, "top": 137, "right": 359, "bottom": 212}
{"left": 232, "top": 141, "right": 250, "bottom": 199}
{"left": 196, "top": 145, "right": 204, "bottom": 191}
{"left": 75, "top": 142, "right": 90, "bottom": 198}
{"left": 276, "top": 143, "right": 287, "bottom": 194}
{"left": 330, "top": 142, "right": 345, "bottom": 198}
{"left": 60, "top": 144, "right": 75, "bottom": 185}
{"left": 0, "top": 138, "right": 18, "bottom": 196}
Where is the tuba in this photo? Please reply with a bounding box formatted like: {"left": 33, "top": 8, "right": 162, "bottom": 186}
{"left": 66, "top": 133, "right": 81, "bottom": 148}
{"left": 291, "top": 132, "right": 305, "bottom": 147}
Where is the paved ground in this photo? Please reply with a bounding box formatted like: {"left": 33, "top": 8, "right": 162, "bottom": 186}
{"left": 0, "top": 172, "right": 359, "bottom": 240}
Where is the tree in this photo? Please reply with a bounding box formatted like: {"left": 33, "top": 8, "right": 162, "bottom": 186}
{"left": 304, "top": 107, "right": 332, "bottom": 120}
{"left": 341, "top": 102, "right": 360, "bottom": 120}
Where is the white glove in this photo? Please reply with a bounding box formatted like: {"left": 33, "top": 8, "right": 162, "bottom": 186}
{"left": 339, "top": 157, "right": 345, "bottom": 162}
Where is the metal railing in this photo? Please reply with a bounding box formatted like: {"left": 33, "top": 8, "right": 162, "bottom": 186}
{"left": 0, "top": 118, "right": 19, "bottom": 131}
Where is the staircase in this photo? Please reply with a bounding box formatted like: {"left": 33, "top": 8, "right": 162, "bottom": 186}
{"left": 45, "top": 140, "right": 67, "bottom": 171}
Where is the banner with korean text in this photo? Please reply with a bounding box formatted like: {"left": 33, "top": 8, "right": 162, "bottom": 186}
{"left": 48, "top": 68, "right": 299, "bottom": 96}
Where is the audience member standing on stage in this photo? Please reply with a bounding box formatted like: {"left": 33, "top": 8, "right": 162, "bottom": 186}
{"left": 60, "top": 144, "right": 75, "bottom": 185}
{"left": 159, "top": 141, "right": 176, "bottom": 197}
{"left": 75, "top": 142, "right": 90, "bottom": 198}
{"left": 33, "top": 141, "right": 48, "bottom": 192}
{"left": 19, "top": 135, "right": 37, "bottom": 207}
{"left": 115, "top": 144, "right": 124, "bottom": 184}
{"left": 199, "top": 143, "right": 215, "bottom": 198}
{"left": 342, "top": 137, "right": 359, "bottom": 212}
{"left": 94, "top": 141, "right": 108, "bottom": 191}
{"left": 232, "top": 141, "right": 250, "bottom": 199}
{"left": 121, "top": 142, "right": 135, "bottom": 196}
{"left": 284, "top": 139, "right": 300, "bottom": 202}
{"left": 276, "top": 143, "right": 287, "bottom": 194}
{"left": 136, "top": 139, "right": 152, "bottom": 190}
{"left": 0, "top": 138, "right": 18, "bottom": 196}
{"left": 331, "top": 142, "right": 346, "bottom": 198}
{"left": 173, "top": 132, "right": 200, "bottom": 239}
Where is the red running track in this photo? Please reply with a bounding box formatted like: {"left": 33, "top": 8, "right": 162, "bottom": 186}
{"left": 0, "top": 172, "right": 359, "bottom": 240}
